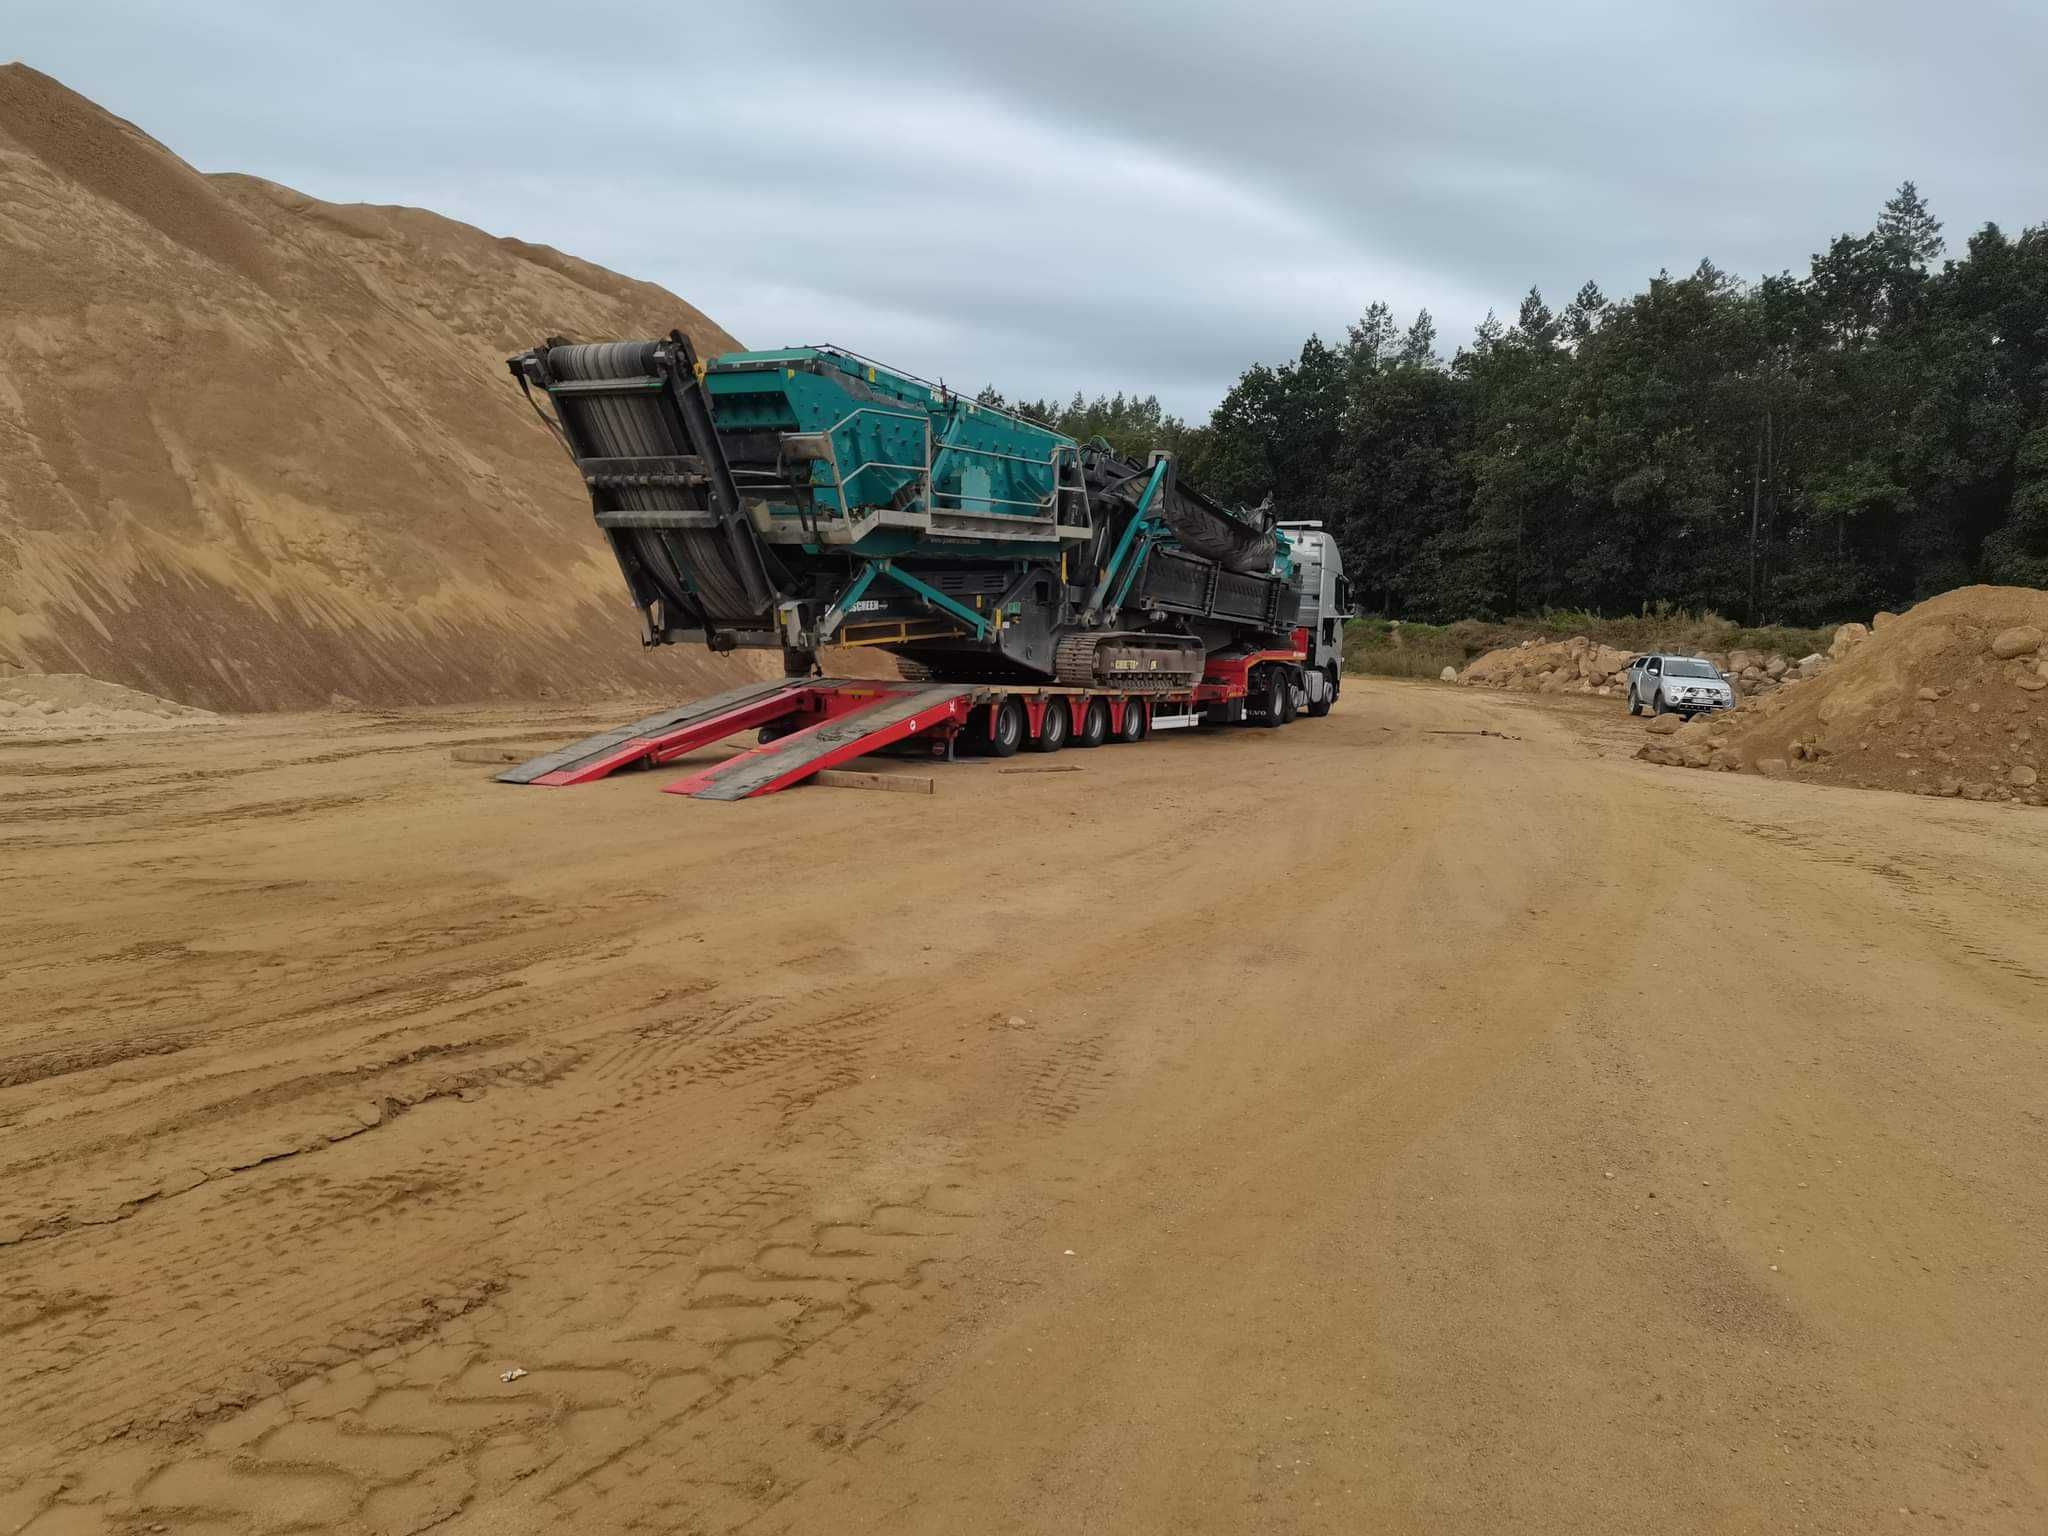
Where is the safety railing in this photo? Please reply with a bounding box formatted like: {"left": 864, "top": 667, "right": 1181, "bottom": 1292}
{"left": 800, "top": 407, "right": 1090, "bottom": 533}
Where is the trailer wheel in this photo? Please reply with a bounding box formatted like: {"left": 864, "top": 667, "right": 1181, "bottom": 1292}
{"left": 1075, "top": 698, "right": 1109, "bottom": 748}
{"left": 1306, "top": 663, "right": 1336, "bottom": 717}
{"left": 1257, "top": 668, "right": 1287, "bottom": 727}
{"left": 1030, "top": 697, "right": 1069, "bottom": 753}
{"left": 985, "top": 697, "right": 1025, "bottom": 757}
{"left": 1116, "top": 697, "right": 1147, "bottom": 743}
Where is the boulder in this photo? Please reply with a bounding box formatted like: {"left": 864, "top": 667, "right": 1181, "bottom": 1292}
{"left": 1707, "top": 747, "right": 1742, "bottom": 772}
{"left": 2017, "top": 671, "right": 2047, "bottom": 693}
{"left": 1727, "top": 649, "right": 1759, "bottom": 673}
{"left": 1587, "top": 643, "right": 1631, "bottom": 679}
{"left": 1794, "top": 653, "right": 1827, "bottom": 679}
{"left": 1916, "top": 686, "right": 1942, "bottom": 702}
{"left": 1757, "top": 758, "right": 1790, "bottom": 778}
{"left": 1440, "top": 665, "right": 1458, "bottom": 682}
{"left": 1989, "top": 625, "right": 2043, "bottom": 660}
{"left": 1765, "top": 655, "right": 1789, "bottom": 678}
{"left": 1644, "top": 713, "right": 1685, "bottom": 736}
{"left": 1873, "top": 610, "right": 1900, "bottom": 630}
{"left": 1936, "top": 775, "right": 1963, "bottom": 797}
{"left": 1679, "top": 742, "right": 1716, "bottom": 769}
{"left": 1830, "top": 622, "right": 1870, "bottom": 659}
{"left": 2012, "top": 765, "right": 2041, "bottom": 788}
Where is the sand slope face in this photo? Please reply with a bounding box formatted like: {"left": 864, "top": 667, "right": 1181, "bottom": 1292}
{"left": 1645, "top": 585, "right": 2048, "bottom": 802}
{"left": 0, "top": 64, "right": 763, "bottom": 711}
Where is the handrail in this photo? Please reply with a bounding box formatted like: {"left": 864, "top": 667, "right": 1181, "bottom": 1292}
{"left": 802, "top": 405, "right": 1084, "bottom": 524}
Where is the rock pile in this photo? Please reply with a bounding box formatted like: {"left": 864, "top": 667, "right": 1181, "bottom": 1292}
{"left": 1455, "top": 637, "right": 1639, "bottom": 696}
{"left": 1632, "top": 586, "right": 2048, "bottom": 807}
{"left": 1456, "top": 632, "right": 1856, "bottom": 698}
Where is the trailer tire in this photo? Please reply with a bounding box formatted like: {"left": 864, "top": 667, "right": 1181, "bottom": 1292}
{"left": 1075, "top": 697, "right": 1109, "bottom": 748}
{"left": 1306, "top": 663, "right": 1336, "bottom": 717}
{"left": 1030, "top": 697, "right": 1069, "bottom": 753}
{"left": 985, "top": 697, "right": 1025, "bottom": 757}
{"left": 1258, "top": 668, "right": 1286, "bottom": 728}
{"left": 1116, "top": 697, "right": 1147, "bottom": 743}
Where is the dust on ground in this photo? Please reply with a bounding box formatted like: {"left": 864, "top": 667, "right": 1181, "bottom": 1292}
{"left": 3, "top": 679, "right": 2044, "bottom": 1534}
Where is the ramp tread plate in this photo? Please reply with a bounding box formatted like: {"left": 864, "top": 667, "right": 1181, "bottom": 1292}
{"left": 496, "top": 679, "right": 849, "bottom": 784}
{"left": 682, "top": 685, "right": 972, "bottom": 801}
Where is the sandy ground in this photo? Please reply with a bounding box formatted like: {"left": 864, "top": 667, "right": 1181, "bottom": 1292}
{"left": 2, "top": 679, "right": 2045, "bottom": 1534}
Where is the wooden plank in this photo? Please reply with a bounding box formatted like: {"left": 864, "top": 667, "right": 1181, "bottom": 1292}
{"left": 996, "top": 764, "right": 1083, "bottom": 775}
{"left": 810, "top": 768, "right": 934, "bottom": 795}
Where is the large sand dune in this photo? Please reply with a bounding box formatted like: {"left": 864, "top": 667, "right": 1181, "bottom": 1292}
{"left": 0, "top": 64, "right": 765, "bottom": 711}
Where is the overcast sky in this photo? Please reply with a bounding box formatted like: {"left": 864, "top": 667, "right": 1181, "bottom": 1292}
{"left": 14, "top": 0, "right": 2046, "bottom": 416}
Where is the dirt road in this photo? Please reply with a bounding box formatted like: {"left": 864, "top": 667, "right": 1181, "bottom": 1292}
{"left": 3, "top": 679, "right": 2044, "bottom": 1534}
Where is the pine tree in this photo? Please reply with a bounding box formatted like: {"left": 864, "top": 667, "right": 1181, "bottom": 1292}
{"left": 1398, "top": 309, "right": 1439, "bottom": 367}
{"left": 1876, "top": 180, "right": 1945, "bottom": 270}
{"left": 1561, "top": 281, "right": 1608, "bottom": 345}
{"left": 1514, "top": 287, "right": 1557, "bottom": 347}
{"left": 1346, "top": 302, "right": 1398, "bottom": 371}
{"left": 1983, "top": 427, "right": 2048, "bottom": 586}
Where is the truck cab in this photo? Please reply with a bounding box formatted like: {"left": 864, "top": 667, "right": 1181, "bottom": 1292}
{"left": 1278, "top": 522, "right": 1351, "bottom": 715}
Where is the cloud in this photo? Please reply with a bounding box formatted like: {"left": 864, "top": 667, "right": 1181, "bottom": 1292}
{"left": 13, "top": 0, "right": 2046, "bottom": 416}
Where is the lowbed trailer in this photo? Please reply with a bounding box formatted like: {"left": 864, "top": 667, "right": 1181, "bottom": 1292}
{"left": 500, "top": 329, "right": 1352, "bottom": 799}
{"left": 499, "top": 640, "right": 1317, "bottom": 801}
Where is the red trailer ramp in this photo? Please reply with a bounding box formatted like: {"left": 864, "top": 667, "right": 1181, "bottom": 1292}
{"left": 497, "top": 678, "right": 837, "bottom": 786}
{"left": 665, "top": 684, "right": 975, "bottom": 800}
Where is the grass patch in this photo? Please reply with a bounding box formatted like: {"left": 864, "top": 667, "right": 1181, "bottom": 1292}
{"left": 1344, "top": 607, "right": 1838, "bottom": 678}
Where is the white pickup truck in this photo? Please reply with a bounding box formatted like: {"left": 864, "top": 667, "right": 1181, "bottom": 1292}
{"left": 1625, "top": 653, "right": 1736, "bottom": 717}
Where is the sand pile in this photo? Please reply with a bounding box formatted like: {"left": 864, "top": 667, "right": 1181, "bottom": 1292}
{"left": 1637, "top": 586, "right": 2048, "bottom": 805}
{"left": 0, "top": 669, "right": 219, "bottom": 734}
{"left": 0, "top": 65, "right": 766, "bottom": 711}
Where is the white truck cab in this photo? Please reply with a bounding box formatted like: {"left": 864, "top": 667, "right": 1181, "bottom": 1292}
{"left": 1279, "top": 522, "right": 1351, "bottom": 716}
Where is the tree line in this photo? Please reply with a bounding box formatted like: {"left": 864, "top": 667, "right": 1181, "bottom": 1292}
{"left": 982, "top": 184, "right": 2048, "bottom": 624}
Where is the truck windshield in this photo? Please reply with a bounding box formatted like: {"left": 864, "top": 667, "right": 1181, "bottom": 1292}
{"left": 1665, "top": 659, "right": 1719, "bottom": 679}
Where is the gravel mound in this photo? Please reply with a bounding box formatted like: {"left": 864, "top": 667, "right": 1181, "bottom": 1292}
{"left": 1637, "top": 586, "right": 2048, "bottom": 805}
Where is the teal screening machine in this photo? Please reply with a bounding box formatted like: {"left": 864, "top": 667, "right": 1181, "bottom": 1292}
{"left": 509, "top": 332, "right": 1307, "bottom": 690}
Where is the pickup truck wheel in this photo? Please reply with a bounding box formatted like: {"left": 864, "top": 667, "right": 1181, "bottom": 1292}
{"left": 1029, "top": 697, "right": 1069, "bottom": 753}
{"left": 1627, "top": 687, "right": 1643, "bottom": 717}
{"left": 1651, "top": 691, "right": 1670, "bottom": 716}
